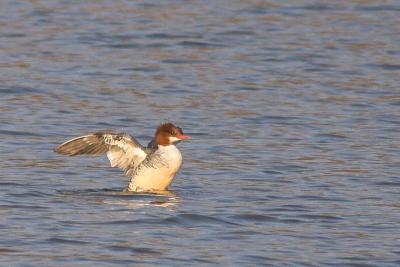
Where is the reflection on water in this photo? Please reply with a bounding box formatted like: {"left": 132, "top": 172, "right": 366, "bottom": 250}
{"left": 58, "top": 188, "right": 180, "bottom": 209}
{"left": 104, "top": 197, "right": 179, "bottom": 209}
{"left": 1, "top": 0, "right": 400, "bottom": 266}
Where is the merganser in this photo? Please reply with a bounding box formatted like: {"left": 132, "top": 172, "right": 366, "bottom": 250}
{"left": 54, "top": 123, "right": 189, "bottom": 192}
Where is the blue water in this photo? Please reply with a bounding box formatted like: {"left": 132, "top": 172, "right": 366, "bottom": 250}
{"left": 1, "top": 1, "right": 400, "bottom": 266}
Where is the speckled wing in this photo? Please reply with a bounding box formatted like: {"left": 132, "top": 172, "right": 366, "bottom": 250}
{"left": 54, "top": 132, "right": 148, "bottom": 176}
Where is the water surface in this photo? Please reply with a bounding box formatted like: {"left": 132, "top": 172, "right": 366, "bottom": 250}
{"left": 1, "top": 0, "right": 400, "bottom": 266}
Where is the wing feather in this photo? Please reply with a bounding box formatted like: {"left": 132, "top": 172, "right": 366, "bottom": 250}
{"left": 55, "top": 132, "right": 148, "bottom": 175}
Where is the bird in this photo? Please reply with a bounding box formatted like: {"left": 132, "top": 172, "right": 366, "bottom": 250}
{"left": 54, "top": 122, "right": 189, "bottom": 192}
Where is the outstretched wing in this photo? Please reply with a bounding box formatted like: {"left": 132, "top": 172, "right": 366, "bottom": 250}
{"left": 54, "top": 132, "right": 148, "bottom": 176}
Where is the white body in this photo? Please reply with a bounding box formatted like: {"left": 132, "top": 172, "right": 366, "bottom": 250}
{"left": 127, "top": 145, "right": 182, "bottom": 192}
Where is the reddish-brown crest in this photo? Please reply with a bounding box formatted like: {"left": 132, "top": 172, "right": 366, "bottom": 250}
{"left": 155, "top": 123, "right": 185, "bottom": 146}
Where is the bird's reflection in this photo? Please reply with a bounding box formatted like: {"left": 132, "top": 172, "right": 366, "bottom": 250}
{"left": 57, "top": 188, "right": 180, "bottom": 209}
{"left": 103, "top": 190, "right": 179, "bottom": 209}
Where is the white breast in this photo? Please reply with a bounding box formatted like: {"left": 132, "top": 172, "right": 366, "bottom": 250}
{"left": 127, "top": 145, "right": 182, "bottom": 192}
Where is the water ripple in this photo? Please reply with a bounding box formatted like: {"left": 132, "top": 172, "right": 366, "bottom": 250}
{"left": 1, "top": 0, "right": 399, "bottom": 265}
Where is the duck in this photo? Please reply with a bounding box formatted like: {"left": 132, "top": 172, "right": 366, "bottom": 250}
{"left": 54, "top": 123, "right": 189, "bottom": 192}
